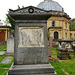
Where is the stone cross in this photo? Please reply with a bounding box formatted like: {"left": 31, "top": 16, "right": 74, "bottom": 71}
{"left": 48, "top": 37, "right": 56, "bottom": 61}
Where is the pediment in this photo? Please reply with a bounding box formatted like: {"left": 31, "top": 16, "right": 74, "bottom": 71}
{"left": 9, "top": 6, "right": 48, "bottom": 14}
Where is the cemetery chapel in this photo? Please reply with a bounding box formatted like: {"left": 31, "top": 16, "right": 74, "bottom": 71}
{"left": 37, "top": 0, "right": 75, "bottom": 40}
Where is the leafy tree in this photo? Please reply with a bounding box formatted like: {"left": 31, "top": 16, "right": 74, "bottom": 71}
{"left": 6, "top": 14, "right": 15, "bottom": 30}
{"left": 6, "top": 5, "right": 22, "bottom": 30}
{"left": 3, "top": 17, "right": 10, "bottom": 26}
{"left": 70, "top": 23, "right": 75, "bottom": 30}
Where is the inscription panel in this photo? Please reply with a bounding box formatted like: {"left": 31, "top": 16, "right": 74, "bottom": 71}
{"left": 18, "top": 27, "right": 44, "bottom": 47}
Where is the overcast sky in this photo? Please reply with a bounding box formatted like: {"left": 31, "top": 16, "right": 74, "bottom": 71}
{"left": 0, "top": 0, "right": 75, "bottom": 22}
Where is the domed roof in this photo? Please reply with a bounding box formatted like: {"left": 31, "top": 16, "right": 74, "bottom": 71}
{"left": 37, "top": 0, "right": 63, "bottom": 11}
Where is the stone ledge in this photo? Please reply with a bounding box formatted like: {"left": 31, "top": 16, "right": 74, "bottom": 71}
{"left": 8, "top": 64, "right": 57, "bottom": 75}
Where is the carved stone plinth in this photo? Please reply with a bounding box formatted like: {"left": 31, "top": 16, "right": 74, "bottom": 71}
{"left": 57, "top": 52, "right": 70, "bottom": 60}
{"left": 8, "top": 64, "right": 57, "bottom": 75}
{"left": 8, "top": 6, "right": 57, "bottom": 75}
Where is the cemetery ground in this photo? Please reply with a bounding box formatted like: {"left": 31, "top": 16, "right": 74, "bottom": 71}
{"left": 0, "top": 44, "right": 75, "bottom": 75}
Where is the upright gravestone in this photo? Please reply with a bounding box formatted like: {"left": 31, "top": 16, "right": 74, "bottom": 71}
{"left": 8, "top": 6, "right": 56, "bottom": 75}
{"left": 6, "top": 37, "right": 14, "bottom": 54}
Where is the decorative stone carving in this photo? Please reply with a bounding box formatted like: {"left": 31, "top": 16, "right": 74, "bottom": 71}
{"left": 11, "top": 7, "right": 46, "bottom": 14}
{"left": 18, "top": 27, "right": 44, "bottom": 47}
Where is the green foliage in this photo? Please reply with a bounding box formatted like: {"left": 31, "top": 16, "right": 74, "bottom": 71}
{"left": 52, "top": 47, "right": 59, "bottom": 55}
{"left": 0, "top": 44, "right": 6, "bottom": 51}
{"left": 0, "top": 58, "right": 14, "bottom": 68}
{"left": 0, "top": 19, "right": 3, "bottom": 26}
{"left": 70, "top": 23, "right": 75, "bottom": 30}
{"left": 0, "top": 69, "right": 8, "bottom": 75}
{"left": 6, "top": 14, "right": 15, "bottom": 30}
{"left": 0, "top": 44, "right": 14, "bottom": 75}
{"left": 0, "top": 54, "right": 6, "bottom": 62}
{"left": 51, "top": 62, "right": 67, "bottom": 75}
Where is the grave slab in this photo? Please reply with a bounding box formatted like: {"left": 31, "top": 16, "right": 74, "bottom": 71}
{"left": 6, "top": 37, "right": 14, "bottom": 54}
{"left": 0, "top": 52, "right": 5, "bottom": 55}
{"left": 1, "top": 56, "right": 13, "bottom": 64}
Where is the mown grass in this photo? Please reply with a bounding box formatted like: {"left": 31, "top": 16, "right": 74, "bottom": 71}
{"left": 0, "top": 57, "right": 14, "bottom": 68}
{"left": 0, "top": 69, "right": 8, "bottom": 75}
{"left": 0, "top": 44, "right": 14, "bottom": 75}
{"left": 0, "top": 54, "right": 14, "bottom": 75}
{"left": 0, "top": 54, "right": 6, "bottom": 62}
{"left": 0, "top": 44, "right": 6, "bottom": 51}
{"left": 0, "top": 44, "right": 6, "bottom": 47}
{"left": 51, "top": 47, "right": 75, "bottom": 75}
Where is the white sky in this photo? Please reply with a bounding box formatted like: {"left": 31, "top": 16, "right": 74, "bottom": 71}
{"left": 0, "top": 0, "right": 75, "bottom": 21}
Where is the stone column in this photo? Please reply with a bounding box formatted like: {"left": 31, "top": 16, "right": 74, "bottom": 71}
{"left": 5, "top": 29, "right": 8, "bottom": 41}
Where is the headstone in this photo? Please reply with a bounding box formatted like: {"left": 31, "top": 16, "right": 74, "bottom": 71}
{"left": 48, "top": 37, "right": 56, "bottom": 62}
{"left": 1, "top": 56, "right": 12, "bottom": 64}
{"left": 8, "top": 6, "right": 56, "bottom": 75}
{"left": 0, "top": 52, "right": 5, "bottom": 55}
{"left": 6, "top": 37, "right": 14, "bottom": 54}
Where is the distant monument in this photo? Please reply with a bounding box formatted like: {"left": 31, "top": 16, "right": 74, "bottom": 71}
{"left": 6, "top": 37, "right": 14, "bottom": 54}
{"left": 57, "top": 39, "right": 73, "bottom": 60}
{"left": 8, "top": 6, "right": 56, "bottom": 75}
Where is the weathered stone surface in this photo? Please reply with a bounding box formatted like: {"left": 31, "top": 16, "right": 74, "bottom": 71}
{"left": 1, "top": 56, "right": 12, "bottom": 64}
{"left": 14, "top": 21, "right": 49, "bottom": 65}
{"left": 8, "top": 64, "right": 57, "bottom": 75}
{"left": 18, "top": 27, "right": 44, "bottom": 47}
{"left": 6, "top": 37, "right": 14, "bottom": 54}
{"left": 0, "top": 52, "right": 5, "bottom": 55}
{"left": 8, "top": 6, "right": 56, "bottom": 75}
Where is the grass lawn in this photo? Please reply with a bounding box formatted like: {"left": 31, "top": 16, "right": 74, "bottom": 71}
{"left": 51, "top": 47, "right": 75, "bottom": 75}
{"left": 0, "top": 44, "right": 6, "bottom": 51}
{"left": 0, "top": 54, "right": 6, "bottom": 62}
{"left": 0, "top": 44, "right": 14, "bottom": 75}
{"left": 0, "top": 69, "right": 9, "bottom": 75}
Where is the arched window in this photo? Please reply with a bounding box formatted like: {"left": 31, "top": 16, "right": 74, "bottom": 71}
{"left": 65, "top": 33, "right": 67, "bottom": 38}
{"left": 54, "top": 31, "right": 58, "bottom": 39}
{"left": 65, "top": 22, "right": 67, "bottom": 28}
{"left": 52, "top": 21, "right": 55, "bottom": 27}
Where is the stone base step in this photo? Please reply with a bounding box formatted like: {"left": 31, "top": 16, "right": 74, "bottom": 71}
{"left": 8, "top": 64, "right": 57, "bottom": 75}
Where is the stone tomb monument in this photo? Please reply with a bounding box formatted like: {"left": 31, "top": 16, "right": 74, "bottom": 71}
{"left": 57, "top": 39, "right": 73, "bottom": 60}
{"left": 8, "top": 6, "right": 56, "bottom": 75}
